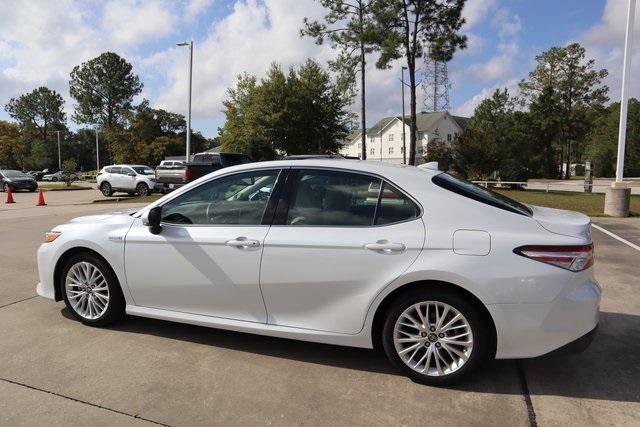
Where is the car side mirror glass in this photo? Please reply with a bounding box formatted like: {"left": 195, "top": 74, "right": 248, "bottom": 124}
{"left": 143, "top": 206, "right": 162, "bottom": 234}
{"left": 128, "top": 172, "right": 136, "bottom": 176}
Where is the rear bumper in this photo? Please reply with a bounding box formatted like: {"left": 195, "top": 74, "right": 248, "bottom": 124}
{"left": 488, "top": 277, "right": 601, "bottom": 359}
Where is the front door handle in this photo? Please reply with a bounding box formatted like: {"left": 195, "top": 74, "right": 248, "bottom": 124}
{"left": 226, "top": 238, "right": 260, "bottom": 248}
{"left": 364, "top": 241, "right": 406, "bottom": 253}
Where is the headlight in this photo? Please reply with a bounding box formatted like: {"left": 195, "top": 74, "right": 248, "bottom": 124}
{"left": 44, "top": 231, "right": 61, "bottom": 243}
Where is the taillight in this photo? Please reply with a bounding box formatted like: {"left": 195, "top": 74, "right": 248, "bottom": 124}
{"left": 514, "top": 244, "right": 594, "bottom": 272}
{"left": 185, "top": 169, "right": 193, "bottom": 182}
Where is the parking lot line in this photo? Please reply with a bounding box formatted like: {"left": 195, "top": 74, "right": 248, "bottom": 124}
{"left": 592, "top": 224, "right": 640, "bottom": 252}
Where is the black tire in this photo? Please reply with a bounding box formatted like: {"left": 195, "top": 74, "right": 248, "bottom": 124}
{"left": 100, "top": 182, "right": 113, "bottom": 197}
{"left": 136, "top": 182, "right": 149, "bottom": 197}
{"left": 381, "top": 288, "right": 490, "bottom": 386}
{"left": 127, "top": 192, "right": 135, "bottom": 196}
{"left": 60, "top": 252, "right": 126, "bottom": 326}
{"left": 51, "top": 177, "right": 58, "bottom": 182}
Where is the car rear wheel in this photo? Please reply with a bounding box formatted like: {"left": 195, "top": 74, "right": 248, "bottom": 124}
{"left": 60, "top": 253, "right": 125, "bottom": 326}
{"left": 100, "top": 182, "right": 113, "bottom": 197}
{"left": 382, "top": 288, "right": 490, "bottom": 386}
{"left": 136, "top": 183, "right": 149, "bottom": 197}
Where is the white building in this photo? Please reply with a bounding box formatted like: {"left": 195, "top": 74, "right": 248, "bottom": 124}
{"left": 340, "top": 111, "right": 469, "bottom": 164}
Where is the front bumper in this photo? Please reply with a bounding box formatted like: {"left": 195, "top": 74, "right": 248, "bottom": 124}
{"left": 488, "top": 277, "right": 601, "bottom": 359}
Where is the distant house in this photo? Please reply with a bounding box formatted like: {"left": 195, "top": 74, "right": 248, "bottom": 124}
{"left": 340, "top": 111, "right": 469, "bottom": 164}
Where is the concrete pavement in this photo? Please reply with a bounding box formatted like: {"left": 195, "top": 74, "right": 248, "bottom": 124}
{"left": 0, "top": 192, "right": 639, "bottom": 425}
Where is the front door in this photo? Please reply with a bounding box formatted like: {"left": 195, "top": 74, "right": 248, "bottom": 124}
{"left": 260, "top": 169, "right": 425, "bottom": 334}
{"left": 124, "top": 168, "right": 282, "bottom": 322}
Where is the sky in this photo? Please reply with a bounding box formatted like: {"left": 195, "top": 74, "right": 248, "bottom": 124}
{"left": 1, "top": 0, "right": 639, "bottom": 138}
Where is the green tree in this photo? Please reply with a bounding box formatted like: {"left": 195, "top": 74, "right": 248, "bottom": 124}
{"left": 0, "top": 120, "right": 28, "bottom": 169}
{"left": 219, "top": 60, "right": 351, "bottom": 160}
{"left": 69, "top": 52, "right": 143, "bottom": 162}
{"left": 371, "top": 0, "right": 467, "bottom": 165}
{"left": 586, "top": 99, "right": 640, "bottom": 177}
{"left": 302, "top": 0, "right": 380, "bottom": 159}
{"left": 4, "top": 87, "right": 67, "bottom": 168}
{"left": 61, "top": 158, "right": 77, "bottom": 186}
{"left": 519, "top": 43, "right": 608, "bottom": 179}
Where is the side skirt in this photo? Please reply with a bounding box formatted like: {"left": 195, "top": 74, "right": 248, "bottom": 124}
{"left": 126, "top": 305, "right": 373, "bottom": 349}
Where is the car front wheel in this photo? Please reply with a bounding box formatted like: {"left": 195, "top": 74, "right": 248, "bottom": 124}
{"left": 136, "top": 183, "right": 149, "bottom": 197}
{"left": 100, "top": 182, "right": 113, "bottom": 197}
{"left": 60, "top": 253, "right": 125, "bottom": 326}
{"left": 382, "top": 288, "right": 490, "bottom": 386}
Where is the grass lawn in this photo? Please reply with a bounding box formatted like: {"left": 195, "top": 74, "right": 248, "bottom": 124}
{"left": 495, "top": 189, "right": 640, "bottom": 217}
{"left": 93, "top": 194, "right": 162, "bottom": 204}
{"left": 39, "top": 184, "right": 88, "bottom": 191}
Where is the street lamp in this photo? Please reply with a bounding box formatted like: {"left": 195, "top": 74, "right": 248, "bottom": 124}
{"left": 401, "top": 66, "right": 408, "bottom": 164}
{"left": 56, "top": 131, "right": 62, "bottom": 170}
{"left": 177, "top": 41, "right": 193, "bottom": 163}
{"left": 95, "top": 127, "right": 100, "bottom": 171}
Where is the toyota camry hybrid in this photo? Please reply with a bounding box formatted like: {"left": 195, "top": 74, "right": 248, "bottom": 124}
{"left": 36, "top": 159, "right": 600, "bottom": 385}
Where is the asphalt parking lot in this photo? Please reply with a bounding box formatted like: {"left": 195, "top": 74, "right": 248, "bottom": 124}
{"left": 1, "top": 190, "right": 639, "bottom": 426}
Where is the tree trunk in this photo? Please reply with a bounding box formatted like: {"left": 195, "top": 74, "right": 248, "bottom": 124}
{"left": 360, "top": 41, "right": 367, "bottom": 160}
{"left": 565, "top": 140, "right": 571, "bottom": 180}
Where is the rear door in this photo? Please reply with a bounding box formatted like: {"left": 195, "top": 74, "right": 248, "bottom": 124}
{"left": 259, "top": 168, "right": 425, "bottom": 334}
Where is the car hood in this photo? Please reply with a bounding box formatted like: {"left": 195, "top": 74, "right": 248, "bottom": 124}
{"left": 528, "top": 204, "right": 591, "bottom": 240}
{"left": 68, "top": 208, "right": 139, "bottom": 224}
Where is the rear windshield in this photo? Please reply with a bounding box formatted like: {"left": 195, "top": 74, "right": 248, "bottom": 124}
{"left": 432, "top": 173, "right": 532, "bottom": 217}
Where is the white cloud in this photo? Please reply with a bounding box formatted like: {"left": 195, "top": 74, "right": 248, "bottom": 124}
{"left": 466, "top": 8, "right": 521, "bottom": 83}
{"left": 453, "top": 78, "right": 520, "bottom": 117}
{"left": 152, "top": 0, "right": 335, "bottom": 121}
{"left": 101, "top": 0, "right": 177, "bottom": 46}
{"left": 577, "top": 0, "right": 640, "bottom": 101}
{"left": 463, "top": 0, "right": 498, "bottom": 30}
{"left": 184, "top": 0, "right": 215, "bottom": 21}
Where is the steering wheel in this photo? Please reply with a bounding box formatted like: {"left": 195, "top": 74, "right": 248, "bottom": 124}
{"left": 290, "top": 216, "right": 307, "bottom": 225}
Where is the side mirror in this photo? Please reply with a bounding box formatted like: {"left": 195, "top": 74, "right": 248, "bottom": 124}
{"left": 142, "top": 206, "right": 162, "bottom": 235}
{"left": 128, "top": 172, "right": 136, "bottom": 177}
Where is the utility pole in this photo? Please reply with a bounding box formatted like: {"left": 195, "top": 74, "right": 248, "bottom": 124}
{"left": 177, "top": 41, "right": 193, "bottom": 163}
{"left": 56, "top": 131, "right": 61, "bottom": 170}
{"left": 401, "top": 66, "right": 407, "bottom": 164}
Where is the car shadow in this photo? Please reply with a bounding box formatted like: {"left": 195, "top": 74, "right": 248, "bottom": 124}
{"left": 61, "top": 308, "right": 639, "bottom": 402}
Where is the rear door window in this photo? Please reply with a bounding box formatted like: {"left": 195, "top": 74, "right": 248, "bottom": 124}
{"left": 283, "top": 169, "right": 420, "bottom": 226}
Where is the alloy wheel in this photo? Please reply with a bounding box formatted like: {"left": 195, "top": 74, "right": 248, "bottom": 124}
{"left": 393, "top": 301, "right": 473, "bottom": 377}
{"left": 65, "top": 261, "right": 110, "bottom": 320}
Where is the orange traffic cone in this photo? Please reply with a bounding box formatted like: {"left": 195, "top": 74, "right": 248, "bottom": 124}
{"left": 5, "top": 186, "right": 15, "bottom": 204}
{"left": 36, "top": 188, "right": 47, "bottom": 206}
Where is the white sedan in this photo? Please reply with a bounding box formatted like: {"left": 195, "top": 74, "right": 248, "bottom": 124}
{"left": 36, "top": 159, "right": 600, "bottom": 385}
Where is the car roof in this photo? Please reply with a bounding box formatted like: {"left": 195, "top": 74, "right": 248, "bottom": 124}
{"left": 220, "top": 158, "right": 439, "bottom": 178}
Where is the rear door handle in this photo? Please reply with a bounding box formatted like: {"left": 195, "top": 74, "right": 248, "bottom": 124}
{"left": 226, "top": 238, "right": 260, "bottom": 248}
{"left": 364, "top": 241, "right": 406, "bottom": 253}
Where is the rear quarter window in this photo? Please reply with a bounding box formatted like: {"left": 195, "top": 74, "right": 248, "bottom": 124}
{"left": 432, "top": 173, "right": 532, "bottom": 217}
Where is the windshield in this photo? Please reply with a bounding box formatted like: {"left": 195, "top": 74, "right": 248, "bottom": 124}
{"left": 132, "top": 167, "right": 154, "bottom": 175}
{"left": 3, "top": 170, "right": 29, "bottom": 179}
{"left": 432, "top": 173, "right": 532, "bottom": 217}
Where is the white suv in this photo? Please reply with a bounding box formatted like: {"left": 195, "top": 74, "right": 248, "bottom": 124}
{"left": 97, "top": 165, "right": 157, "bottom": 197}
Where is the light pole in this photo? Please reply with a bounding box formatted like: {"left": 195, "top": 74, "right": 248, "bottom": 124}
{"left": 95, "top": 128, "right": 100, "bottom": 171}
{"left": 605, "top": 0, "right": 635, "bottom": 217}
{"left": 177, "top": 41, "right": 193, "bottom": 163}
{"left": 401, "top": 66, "right": 408, "bottom": 164}
{"left": 56, "top": 131, "right": 62, "bottom": 170}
